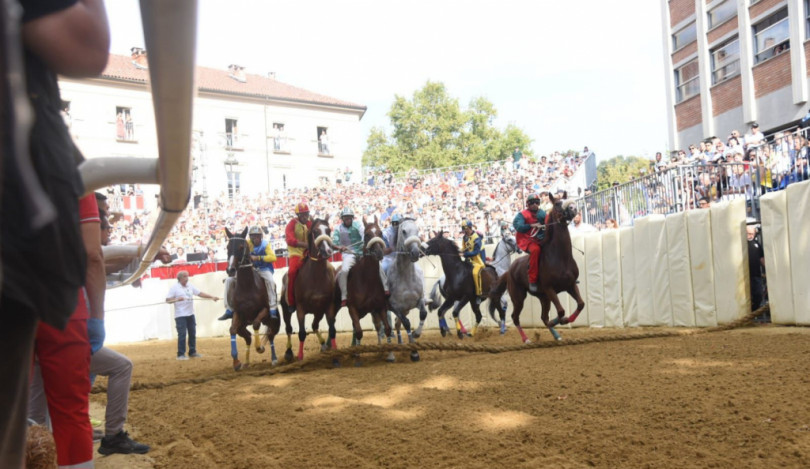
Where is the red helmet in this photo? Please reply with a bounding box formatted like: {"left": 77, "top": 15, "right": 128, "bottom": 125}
{"left": 295, "top": 203, "right": 309, "bottom": 214}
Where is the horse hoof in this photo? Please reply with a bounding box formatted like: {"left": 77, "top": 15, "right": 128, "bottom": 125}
{"left": 413, "top": 329, "right": 422, "bottom": 339}
{"left": 257, "top": 346, "right": 265, "bottom": 354}
{"left": 410, "top": 352, "right": 420, "bottom": 362}
{"left": 523, "top": 339, "right": 532, "bottom": 345}
{"left": 284, "top": 350, "right": 294, "bottom": 363}
{"left": 297, "top": 353, "right": 304, "bottom": 361}
{"left": 456, "top": 330, "right": 464, "bottom": 340}
{"left": 440, "top": 327, "right": 448, "bottom": 338}
{"left": 320, "top": 343, "right": 329, "bottom": 352}
{"left": 271, "top": 359, "right": 278, "bottom": 366}
{"left": 233, "top": 363, "right": 242, "bottom": 371}
{"left": 332, "top": 359, "right": 341, "bottom": 368}
{"left": 385, "top": 352, "right": 396, "bottom": 363}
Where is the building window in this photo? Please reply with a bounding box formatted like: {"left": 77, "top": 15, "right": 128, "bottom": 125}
{"left": 226, "top": 169, "right": 240, "bottom": 199}
{"left": 672, "top": 22, "right": 697, "bottom": 50}
{"left": 711, "top": 37, "right": 740, "bottom": 84}
{"left": 675, "top": 59, "right": 700, "bottom": 103}
{"left": 753, "top": 8, "right": 789, "bottom": 64}
{"left": 708, "top": 0, "right": 736, "bottom": 29}
{"left": 116, "top": 106, "right": 135, "bottom": 141}
{"left": 272, "top": 122, "right": 288, "bottom": 153}
{"left": 805, "top": 0, "right": 810, "bottom": 37}
{"left": 225, "top": 118, "right": 239, "bottom": 149}
{"left": 317, "top": 126, "right": 330, "bottom": 155}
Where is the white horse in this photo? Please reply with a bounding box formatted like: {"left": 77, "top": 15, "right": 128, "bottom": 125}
{"left": 382, "top": 218, "right": 427, "bottom": 362}
{"left": 428, "top": 230, "right": 518, "bottom": 335}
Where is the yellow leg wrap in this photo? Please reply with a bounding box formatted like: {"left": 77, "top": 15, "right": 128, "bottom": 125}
{"left": 316, "top": 330, "right": 325, "bottom": 345}
{"left": 245, "top": 346, "right": 251, "bottom": 364}
{"left": 254, "top": 331, "right": 261, "bottom": 350}
{"left": 455, "top": 318, "right": 461, "bottom": 330}
{"left": 472, "top": 325, "right": 478, "bottom": 337}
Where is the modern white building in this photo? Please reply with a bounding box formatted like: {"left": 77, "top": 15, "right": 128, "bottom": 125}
{"left": 59, "top": 49, "right": 366, "bottom": 209}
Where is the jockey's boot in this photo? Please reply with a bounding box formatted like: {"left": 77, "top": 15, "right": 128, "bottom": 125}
{"left": 270, "top": 308, "right": 279, "bottom": 319}
{"left": 528, "top": 283, "right": 538, "bottom": 294}
{"left": 475, "top": 296, "right": 483, "bottom": 305}
{"left": 217, "top": 309, "right": 233, "bottom": 321}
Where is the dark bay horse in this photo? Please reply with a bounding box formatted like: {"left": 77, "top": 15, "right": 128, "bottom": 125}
{"left": 225, "top": 227, "right": 280, "bottom": 371}
{"left": 336, "top": 216, "right": 391, "bottom": 364}
{"left": 279, "top": 218, "right": 336, "bottom": 361}
{"left": 488, "top": 195, "right": 585, "bottom": 342}
{"left": 423, "top": 232, "right": 499, "bottom": 339}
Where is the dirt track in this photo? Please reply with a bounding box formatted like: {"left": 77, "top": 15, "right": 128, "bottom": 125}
{"left": 90, "top": 324, "right": 810, "bottom": 469}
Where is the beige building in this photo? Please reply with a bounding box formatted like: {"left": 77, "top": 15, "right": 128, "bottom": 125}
{"left": 60, "top": 49, "right": 366, "bottom": 208}
{"left": 661, "top": 0, "right": 810, "bottom": 150}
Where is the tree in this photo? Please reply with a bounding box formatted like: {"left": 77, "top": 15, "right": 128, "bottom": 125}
{"left": 595, "top": 155, "right": 652, "bottom": 191}
{"left": 362, "top": 81, "right": 532, "bottom": 171}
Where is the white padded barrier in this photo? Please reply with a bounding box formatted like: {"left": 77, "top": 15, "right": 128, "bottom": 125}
{"left": 666, "top": 213, "right": 696, "bottom": 327}
{"left": 709, "top": 199, "right": 750, "bottom": 324}
{"left": 786, "top": 180, "right": 810, "bottom": 325}
{"left": 601, "top": 229, "right": 623, "bottom": 327}
{"left": 633, "top": 217, "right": 656, "bottom": 326}
{"left": 649, "top": 215, "right": 673, "bottom": 326}
{"left": 760, "top": 190, "right": 794, "bottom": 324}
{"left": 584, "top": 232, "right": 605, "bottom": 327}
{"left": 619, "top": 226, "right": 638, "bottom": 327}
{"left": 686, "top": 209, "right": 717, "bottom": 327}
{"left": 570, "top": 233, "right": 588, "bottom": 327}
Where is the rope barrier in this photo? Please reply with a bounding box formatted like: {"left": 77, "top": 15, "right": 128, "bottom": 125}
{"left": 91, "top": 304, "right": 770, "bottom": 394}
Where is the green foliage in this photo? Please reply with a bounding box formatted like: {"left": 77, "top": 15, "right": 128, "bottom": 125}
{"left": 362, "top": 81, "right": 532, "bottom": 171}
{"left": 596, "top": 155, "right": 652, "bottom": 191}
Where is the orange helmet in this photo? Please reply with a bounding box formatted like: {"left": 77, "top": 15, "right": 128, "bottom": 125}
{"left": 295, "top": 202, "right": 310, "bottom": 214}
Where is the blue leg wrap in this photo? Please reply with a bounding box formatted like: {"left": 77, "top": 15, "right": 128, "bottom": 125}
{"left": 270, "top": 308, "right": 279, "bottom": 319}
{"left": 439, "top": 318, "right": 448, "bottom": 330}
{"left": 230, "top": 334, "right": 238, "bottom": 359}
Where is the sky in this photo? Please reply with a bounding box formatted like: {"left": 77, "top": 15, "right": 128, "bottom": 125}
{"left": 106, "top": 0, "right": 669, "bottom": 162}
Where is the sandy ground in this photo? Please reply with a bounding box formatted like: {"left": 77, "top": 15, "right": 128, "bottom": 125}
{"left": 89, "top": 324, "right": 810, "bottom": 469}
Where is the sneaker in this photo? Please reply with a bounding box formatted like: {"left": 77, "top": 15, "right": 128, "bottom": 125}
{"left": 176, "top": 355, "right": 189, "bottom": 361}
{"left": 217, "top": 309, "right": 233, "bottom": 321}
{"left": 98, "top": 430, "right": 150, "bottom": 455}
{"left": 189, "top": 353, "right": 203, "bottom": 358}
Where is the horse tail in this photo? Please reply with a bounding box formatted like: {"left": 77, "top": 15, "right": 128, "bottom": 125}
{"left": 487, "top": 273, "right": 508, "bottom": 320}
{"left": 428, "top": 278, "right": 443, "bottom": 312}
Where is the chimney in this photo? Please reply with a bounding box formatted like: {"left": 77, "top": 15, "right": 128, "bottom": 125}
{"left": 267, "top": 71, "right": 276, "bottom": 80}
{"left": 228, "top": 64, "right": 246, "bottom": 83}
{"left": 130, "top": 47, "right": 148, "bottom": 69}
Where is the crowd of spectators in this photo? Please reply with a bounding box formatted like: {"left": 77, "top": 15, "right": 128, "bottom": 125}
{"left": 105, "top": 149, "right": 593, "bottom": 263}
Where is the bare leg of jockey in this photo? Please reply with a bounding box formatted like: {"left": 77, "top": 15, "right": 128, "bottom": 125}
{"left": 378, "top": 264, "right": 390, "bottom": 295}
{"left": 338, "top": 253, "right": 356, "bottom": 306}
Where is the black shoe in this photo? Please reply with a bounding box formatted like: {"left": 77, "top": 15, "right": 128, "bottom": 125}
{"left": 98, "top": 430, "right": 150, "bottom": 455}
{"left": 217, "top": 309, "right": 233, "bottom": 321}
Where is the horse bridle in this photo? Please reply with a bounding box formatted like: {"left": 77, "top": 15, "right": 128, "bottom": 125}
{"left": 228, "top": 236, "right": 252, "bottom": 269}
{"left": 309, "top": 222, "right": 333, "bottom": 260}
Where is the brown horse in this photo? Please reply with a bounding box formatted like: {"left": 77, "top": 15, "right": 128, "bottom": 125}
{"left": 225, "top": 227, "right": 280, "bottom": 371}
{"left": 333, "top": 216, "right": 391, "bottom": 364}
{"left": 488, "top": 194, "right": 585, "bottom": 342}
{"left": 279, "top": 218, "right": 336, "bottom": 361}
{"left": 423, "top": 231, "right": 499, "bottom": 338}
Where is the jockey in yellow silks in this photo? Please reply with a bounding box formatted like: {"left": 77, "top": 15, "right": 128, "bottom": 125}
{"left": 461, "top": 220, "right": 485, "bottom": 296}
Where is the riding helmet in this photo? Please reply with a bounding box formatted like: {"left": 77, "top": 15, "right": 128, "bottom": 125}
{"left": 526, "top": 193, "right": 541, "bottom": 203}
{"left": 461, "top": 220, "right": 474, "bottom": 229}
{"left": 340, "top": 207, "right": 355, "bottom": 217}
{"left": 391, "top": 214, "right": 402, "bottom": 224}
{"left": 248, "top": 226, "right": 262, "bottom": 236}
{"left": 295, "top": 202, "right": 309, "bottom": 214}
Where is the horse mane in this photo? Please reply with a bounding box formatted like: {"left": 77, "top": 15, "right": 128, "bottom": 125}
{"left": 434, "top": 235, "right": 460, "bottom": 256}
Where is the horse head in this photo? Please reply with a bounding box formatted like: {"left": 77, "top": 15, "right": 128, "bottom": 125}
{"left": 224, "top": 226, "right": 249, "bottom": 276}
{"left": 362, "top": 215, "right": 385, "bottom": 261}
{"left": 396, "top": 218, "right": 421, "bottom": 263}
{"left": 424, "top": 230, "right": 458, "bottom": 257}
{"left": 309, "top": 218, "right": 334, "bottom": 259}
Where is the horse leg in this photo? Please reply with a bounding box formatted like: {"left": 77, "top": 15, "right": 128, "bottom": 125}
{"left": 266, "top": 314, "right": 280, "bottom": 366}
{"left": 253, "top": 307, "right": 268, "bottom": 354}
{"left": 470, "top": 301, "right": 484, "bottom": 337}
{"left": 348, "top": 307, "right": 364, "bottom": 366}
{"left": 326, "top": 306, "right": 339, "bottom": 367}
{"left": 238, "top": 325, "right": 252, "bottom": 368}
{"left": 413, "top": 299, "right": 428, "bottom": 339}
{"left": 436, "top": 299, "right": 454, "bottom": 337}
{"left": 499, "top": 293, "right": 509, "bottom": 335}
{"left": 393, "top": 309, "right": 420, "bottom": 362}
{"left": 452, "top": 300, "right": 470, "bottom": 339}
{"left": 509, "top": 285, "right": 530, "bottom": 344}
{"left": 313, "top": 312, "right": 328, "bottom": 352}
{"left": 392, "top": 311, "right": 402, "bottom": 344}
{"left": 296, "top": 309, "right": 307, "bottom": 361}
{"left": 379, "top": 309, "right": 396, "bottom": 363}
{"left": 539, "top": 295, "right": 561, "bottom": 341}
{"left": 228, "top": 314, "right": 241, "bottom": 371}
{"left": 282, "top": 304, "right": 294, "bottom": 363}
{"left": 558, "top": 285, "right": 586, "bottom": 325}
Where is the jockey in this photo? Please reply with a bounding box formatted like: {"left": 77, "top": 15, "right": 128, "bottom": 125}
{"left": 285, "top": 202, "right": 312, "bottom": 314}
{"left": 461, "top": 220, "right": 486, "bottom": 298}
{"left": 381, "top": 213, "right": 402, "bottom": 274}
{"left": 247, "top": 226, "right": 279, "bottom": 319}
{"left": 513, "top": 193, "right": 547, "bottom": 293}
{"left": 333, "top": 207, "right": 389, "bottom": 307}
